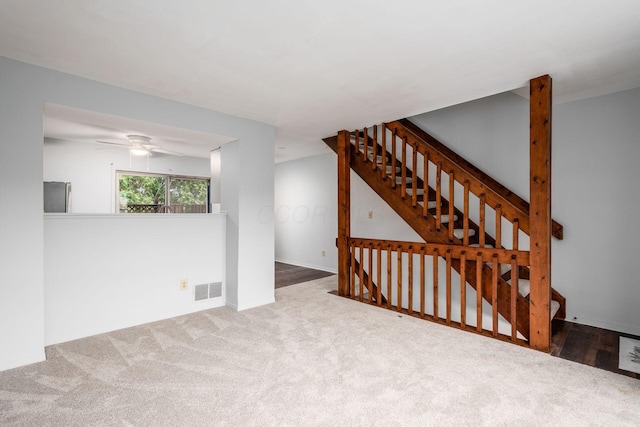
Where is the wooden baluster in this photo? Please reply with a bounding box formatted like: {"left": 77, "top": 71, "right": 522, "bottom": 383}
{"left": 376, "top": 243, "right": 382, "bottom": 306}
{"left": 495, "top": 204, "right": 502, "bottom": 249}
{"left": 412, "top": 143, "right": 418, "bottom": 207}
{"left": 420, "top": 247, "right": 425, "bottom": 318}
{"left": 387, "top": 245, "right": 392, "bottom": 309}
{"left": 408, "top": 246, "right": 413, "bottom": 314}
{"left": 511, "top": 256, "right": 518, "bottom": 342}
{"left": 350, "top": 240, "right": 356, "bottom": 298}
{"left": 363, "top": 127, "right": 368, "bottom": 162}
{"left": 463, "top": 181, "right": 470, "bottom": 246}
{"left": 433, "top": 249, "right": 439, "bottom": 320}
{"left": 476, "top": 252, "right": 483, "bottom": 332}
{"left": 401, "top": 137, "right": 407, "bottom": 198}
{"left": 359, "top": 243, "right": 364, "bottom": 302}
{"left": 460, "top": 251, "right": 466, "bottom": 328}
{"left": 372, "top": 125, "right": 378, "bottom": 170}
{"left": 391, "top": 129, "right": 397, "bottom": 188}
{"left": 436, "top": 162, "right": 442, "bottom": 230}
{"left": 512, "top": 218, "right": 519, "bottom": 250}
{"left": 397, "top": 246, "right": 403, "bottom": 311}
{"left": 479, "top": 194, "right": 486, "bottom": 247}
{"left": 446, "top": 250, "right": 452, "bottom": 325}
{"left": 367, "top": 243, "right": 373, "bottom": 303}
{"left": 448, "top": 170, "right": 455, "bottom": 241}
{"left": 492, "top": 254, "right": 499, "bottom": 336}
{"left": 381, "top": 124, "right": 387, "bottom": 179}
{"left": 423, "top": 151, "right": 429, "bottom": 217}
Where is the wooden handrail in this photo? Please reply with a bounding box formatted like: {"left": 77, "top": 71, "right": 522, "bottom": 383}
{"left": 390, "top": 119, "right": 563, "bottom": 240}
{"left": 348, "top": 237, "right": 530, "bottom": 265}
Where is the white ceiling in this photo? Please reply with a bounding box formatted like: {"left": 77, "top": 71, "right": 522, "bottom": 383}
{"left": 44, "top": 104, "right": 236, "bottom": 159}
{"left": 2, "top": 1, "right": 640, "bottom": 162}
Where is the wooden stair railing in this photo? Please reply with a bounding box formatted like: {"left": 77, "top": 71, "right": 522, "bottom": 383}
{"left": 350, "top": 253, "right": 387, "bottom": 305}
{"left": 348, "top": 237, "right": 531, "bottom": 345}
{"left": 387, "top": 119, "right": 566, "bottom": 326}
{"left": 326, "top": 75, "right": 561, "bottom": 351}
{"left": 325, "top": 132, "right": 533, "bottom": 339}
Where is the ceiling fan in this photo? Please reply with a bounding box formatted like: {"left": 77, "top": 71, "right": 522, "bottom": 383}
{"left": 96, "top": 135, "right": 184, "bottom": 157}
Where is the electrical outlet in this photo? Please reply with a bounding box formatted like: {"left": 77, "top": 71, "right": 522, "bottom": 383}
{"left": 180, "top": 279, "right": 188, "bottom": 290}
{"left": 322, "top": 250, "right": 326, "bottom": 257}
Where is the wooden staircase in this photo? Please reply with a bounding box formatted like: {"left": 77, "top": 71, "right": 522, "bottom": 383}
{"left": 323, "top": 75, "right": 565, "bottom": 351}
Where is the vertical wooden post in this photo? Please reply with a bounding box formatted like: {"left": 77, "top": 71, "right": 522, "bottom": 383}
{"left": 337, "top": 130, "right": 351, "bottom": 297}
{"left": 529, "top": 75, "right": 552, "bottom": 352}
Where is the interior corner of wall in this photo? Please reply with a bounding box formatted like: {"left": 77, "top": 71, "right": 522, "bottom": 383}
{"left": 225, "top": 301, "right": 239, "bottom": 311}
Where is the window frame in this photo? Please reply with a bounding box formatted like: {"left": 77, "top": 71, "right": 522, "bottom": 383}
{"left": 116, "top": 170, "right": 211, "bottom": 214}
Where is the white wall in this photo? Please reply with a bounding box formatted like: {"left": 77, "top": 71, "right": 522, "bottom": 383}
{"left": 274, "top": 153, "right": 422, "bottom": 273}
{"left": 274, "top": 154, "right": 338, "bottom": 272}
{"left": 44, "top": 214, "right": 225, "bottom": 344}
{"left": 0, "top": 56, "right": 275, "bottom": 371}
{"left": 221, "top": 141, "right": 240, "bottom": 307}
{"left": 411, "top": 88, "right": 640, "bottom": 335}
{"left": 43, "top": 139, "right": 210, "bottom": 213}
{"left": 0, "top": 60, "right": 45, "bottom": 370}
{"left": 234, "top": 130, "right": 275, "bottom": 311}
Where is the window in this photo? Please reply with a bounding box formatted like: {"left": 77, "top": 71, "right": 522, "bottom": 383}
{"left": 117, "top": 171, "right": 210, "bottom": 213}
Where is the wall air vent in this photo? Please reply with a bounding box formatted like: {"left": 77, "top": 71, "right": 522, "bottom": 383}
{"left": 194, "top": 282, "right": 223, "bottom": 301}
{"left": 209, "top": 282, "right": 222, "bottom": 298}
{"left": 194, "top": 284, "right": 209, "bottom": 301}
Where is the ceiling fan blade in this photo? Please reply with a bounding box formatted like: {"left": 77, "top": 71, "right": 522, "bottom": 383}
{"left": 95, "top": 138, "right": 183, "bottom": 157}
{"left": 95, "top": 140, "right": 130, "bottom": 147}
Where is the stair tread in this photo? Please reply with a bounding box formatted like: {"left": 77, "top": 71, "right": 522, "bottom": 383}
{"left": 440, "top": 214, "right": 458, "bottom": 223}
{"left": 551, "top": 300, "right": 561, "bottom": 319}
{"left": 507, "top": 278, "right": 531, "bottom": 298}
{"left": 395, "top": 176, "right": 413, "bottom": 184}
{"left": 500, "top": 263, "right": 511, "bottom": 275}
{"left": 453, "top": 228, "right": 476, "bottom": 239}
{"left": 382, "top": 165, "right": 402, "bottom": 172}
{"left": 406, "top": 188, "right": 425, "bottom": 195}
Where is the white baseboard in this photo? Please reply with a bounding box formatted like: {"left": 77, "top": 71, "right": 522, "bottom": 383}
{"left": 275, "top": 258, "right": 337, "bottom": 275}
{"left": 236, "top": 297, "right": 276, "bottom": 312}
{"left": 564, "top": 315, "right": 640, "bottom": 337}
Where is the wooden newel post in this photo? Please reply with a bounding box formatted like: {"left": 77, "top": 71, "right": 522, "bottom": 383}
{"left": 529, "top": 75, "right": 552, "bottom": 352}
{"left": 337, "top": 130, "right": 351, "bottom": 296}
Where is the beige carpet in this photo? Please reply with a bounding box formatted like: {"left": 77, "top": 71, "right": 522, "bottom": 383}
{"left": 1, "top": 276, "right": 639, "bottom": 426}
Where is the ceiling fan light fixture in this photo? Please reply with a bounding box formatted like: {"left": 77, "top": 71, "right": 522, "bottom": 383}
{"left": 127, "top": 135, "right": 151, "bottom": 145}
{"left": 127, "top": 135, "right": 151, "bottom": 156}
{"left": 130, "top": 145, "right": 149, "bottom": 156}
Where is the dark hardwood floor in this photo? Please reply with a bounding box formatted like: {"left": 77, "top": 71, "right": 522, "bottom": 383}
{"left": 275, "top": 262, "right": 335, "bottom": 289}
{"left": 551, "top": 319, "right": 639, "bottom": 379}
{"left": 275, "top": 263, "right": 638, "bottom": 379}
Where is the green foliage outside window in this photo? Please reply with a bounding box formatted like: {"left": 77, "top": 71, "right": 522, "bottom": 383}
{"left": 119, "top": 173, "right": 209, "bottom": 213}
{"left": 170, "top": 179, "right": 208, "bottom": 206}
{"left": 119, "top": 175, "right": 166, "bottom": 205}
